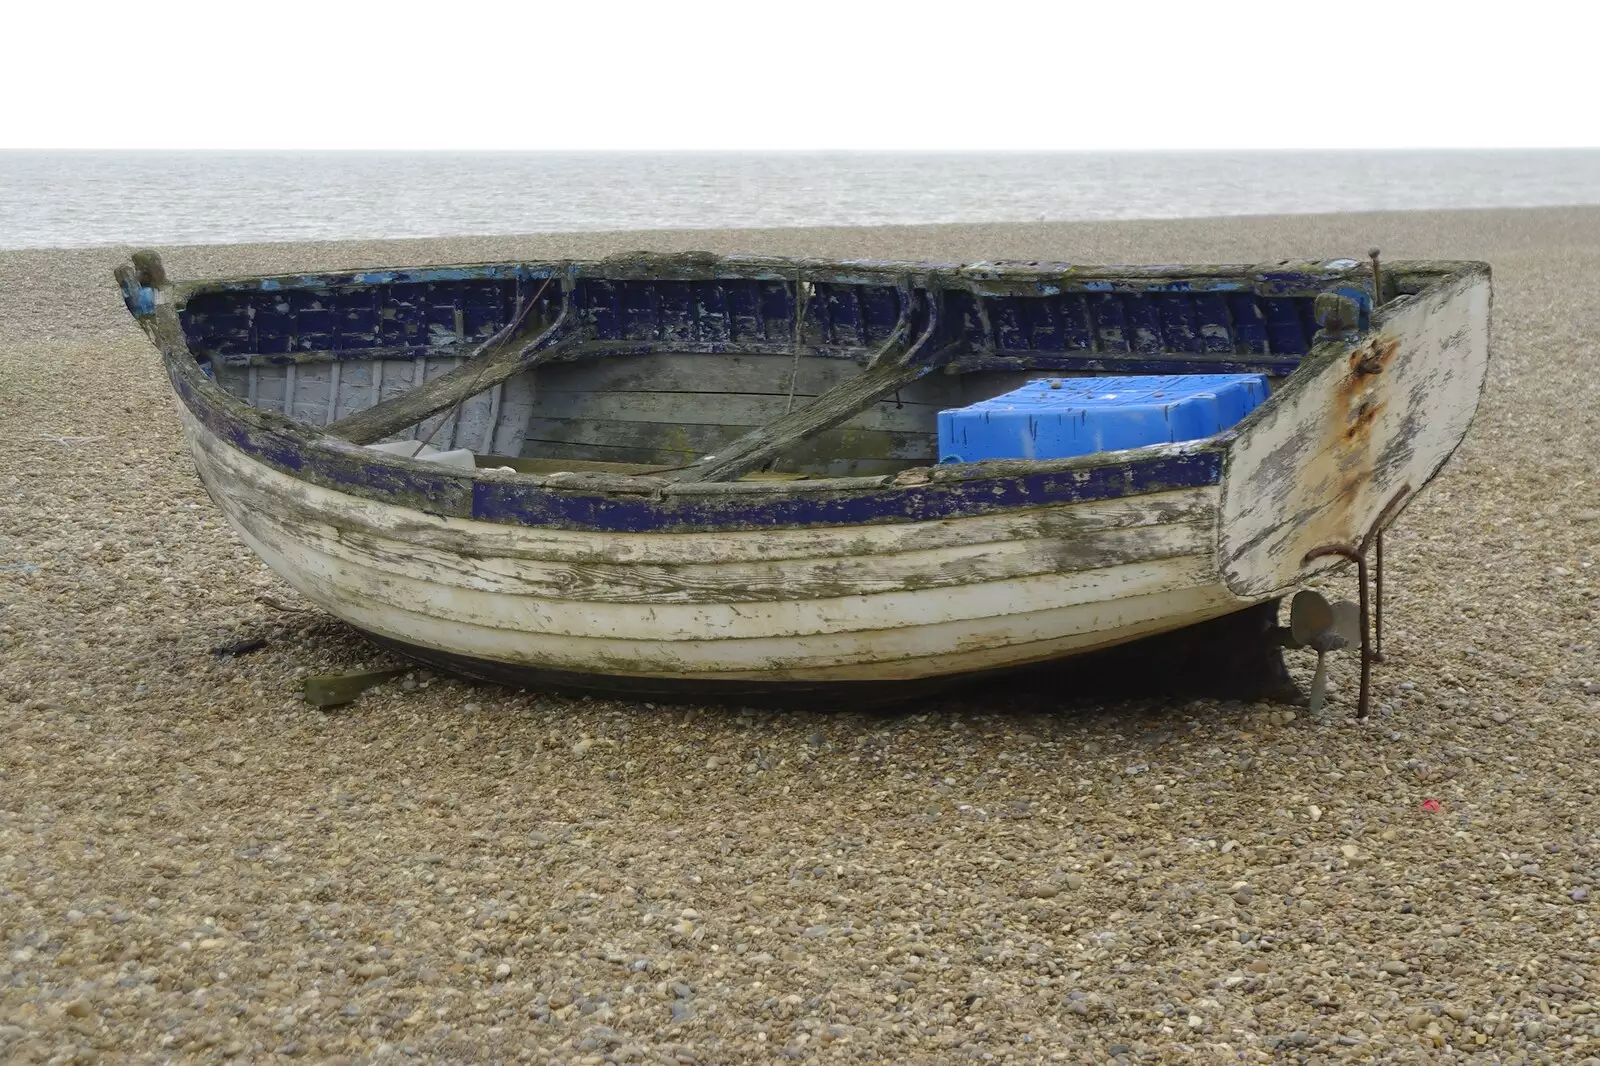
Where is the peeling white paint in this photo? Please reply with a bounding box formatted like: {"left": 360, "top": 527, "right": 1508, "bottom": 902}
{"left": 182, "top": 408, "right": 1245, "bottom": 681}
{"left": 1218, "top": 271, "right": 1490, "bottom": 598}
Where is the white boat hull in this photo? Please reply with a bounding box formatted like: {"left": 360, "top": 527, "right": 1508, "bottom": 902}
{"left": 182, "top": 408, "right": 1249, "bottom": 683}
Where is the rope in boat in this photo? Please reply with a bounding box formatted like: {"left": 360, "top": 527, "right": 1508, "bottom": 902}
{"left": 760, "top": 274, "right": 811, "bottom": 474}
{"left": 783, "top": 274, "right": 809, "bottom": 416}
{"left": 408, "top": 275, "right": 554, "bottom": 455}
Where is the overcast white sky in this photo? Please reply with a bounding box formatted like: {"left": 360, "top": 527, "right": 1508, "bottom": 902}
{"left": 4, "top": 0, "right": 1596, "bottom": 151}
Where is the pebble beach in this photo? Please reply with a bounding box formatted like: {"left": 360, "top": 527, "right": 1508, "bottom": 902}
{"left": 2, "top": 206, "right": 1599, "bottom": 1064}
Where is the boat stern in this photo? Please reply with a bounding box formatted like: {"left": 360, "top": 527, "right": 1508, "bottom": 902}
{"left": 1217, "top": 263, "right": 1491, "bottom": 598}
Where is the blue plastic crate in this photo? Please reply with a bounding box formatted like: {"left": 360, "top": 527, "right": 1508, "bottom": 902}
{"left": 937, "top": 374, "right": 1269, "bottom": 463}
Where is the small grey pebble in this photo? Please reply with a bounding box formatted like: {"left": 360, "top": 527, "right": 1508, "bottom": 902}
{"left": 670, "top": 1002, "right": 694, "bottom": 1024}
{"left": 1573, "top": 886, "right": 1590, "bottom": 902}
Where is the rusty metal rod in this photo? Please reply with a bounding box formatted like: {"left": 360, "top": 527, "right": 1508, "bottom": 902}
{"left": 1374, "top": 530, "right": 1385, "bottom": 662}
{"left": 1368, "top": 247, "right": 1383, "bottom": 309}
{"left": 1297, "top": 486, "right": 1410, "bottom": 717}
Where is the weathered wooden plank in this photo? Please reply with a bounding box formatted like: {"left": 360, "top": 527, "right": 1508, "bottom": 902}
{"left": 487, "top": 455, "right": 793, "bottom": 477}
{"left": 212, "top": 523, "right": 1234, "bottom": 679}
{"left": 953, "top": 370, "right": 1053, "bottom": 404}
{"left": 324, "top": 361, "right": 342, "bottom": 426}
{"left": 533, "top": 351, "right": 862, "bottom": 397}
{"left": 206, "top": 342, "right": 464, "bottom": 367}
{"left": 351, "top": 583, "right": 1239, "bottom": 681}
{"left": 288, "top": 361, "right": 332, "bottom": 425}
{"left": 530, "top": 351, "right": 982, "bottom": 406}
{"left": 524, "top": 417, "right": 934, "bottom": 461}
{"left": 526, "top": 381, "right": 942, "bottom": 434}
{"left": 251, "top": 503, "right": 1212, "bottom": 605}
{"left": 520, "top": 438, "right": 703, "bottom": 468}
{"left": 665, "top": 362, "right": 927, "bottom": 483}
{"left": 327, "top": 288, "right": 578, "bottom": 445}
{"left": 192, "top": 428, "right": 1216, "bottom": 564}
{"left": 214, "top": 363, "right": 248, "bottom": 399}
{"left": 520, "top": 439, "right": 921, "bottom": 478}
{"left": 224, "top": 495, "right": 1219, "bottom": 640}
{"left": 304, "top": 668, "right": 407, "bottom": 707}
{"left": 485, "top": 369, "right": 537, "bottom": 457}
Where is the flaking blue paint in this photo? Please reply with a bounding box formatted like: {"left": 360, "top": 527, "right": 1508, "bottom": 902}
{"left": 182, "top": 275, "right": 1329, "bottom": 366}
{"left": 174, "top": 365, "right": 1222, "bottom": 532}
{"left": 149, "top": 253, "right": 1406, "bottom": 533}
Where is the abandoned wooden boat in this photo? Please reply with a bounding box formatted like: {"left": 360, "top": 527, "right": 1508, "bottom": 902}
{"left": 115, "top": 249, "right": 1490, "bottom": 705}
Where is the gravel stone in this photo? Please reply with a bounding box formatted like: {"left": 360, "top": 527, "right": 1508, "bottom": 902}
{"left": 4, "top": 208, "right": 1599, "bottom": 1062}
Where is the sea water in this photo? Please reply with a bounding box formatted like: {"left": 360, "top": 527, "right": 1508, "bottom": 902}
{"left": 3, "top": 149, "right": 1599, "bottom": 250}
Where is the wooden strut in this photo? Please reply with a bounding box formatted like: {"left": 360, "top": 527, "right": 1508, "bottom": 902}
{"left": 668, "top": 290, "right": 939, "bottom": 484}
{"left": 326, "top": 275, "right": 578, "bottom": 446}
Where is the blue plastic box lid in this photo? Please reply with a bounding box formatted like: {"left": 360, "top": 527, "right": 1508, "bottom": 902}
{"left": 937, "top": 374, "right": 1269, "bottom": 464}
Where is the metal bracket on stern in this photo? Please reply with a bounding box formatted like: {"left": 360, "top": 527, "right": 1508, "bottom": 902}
{"left": 1279, "top": 483, "right": 1411, "bottom": 718}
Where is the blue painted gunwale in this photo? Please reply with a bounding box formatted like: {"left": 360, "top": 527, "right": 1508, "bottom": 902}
{"left": 170, "top": 360, "right": 1225, "bottom": 533}
{"left": 132, "top": 253, "right": 1417, "bottom": 535}
{"left": 174, "top": 254, "right": 1376, "bottom": 371}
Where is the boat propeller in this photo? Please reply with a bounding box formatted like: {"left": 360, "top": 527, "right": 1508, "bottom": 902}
{"left": 1283, "top": 590, "right": 1362, "bottom": 713}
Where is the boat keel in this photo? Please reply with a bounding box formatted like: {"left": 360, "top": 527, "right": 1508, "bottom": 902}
{"left": 354, "top": 599, "right": 1295, "bottom": 710}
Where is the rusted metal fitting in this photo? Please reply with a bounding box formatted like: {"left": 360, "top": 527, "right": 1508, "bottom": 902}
{"left": 1350, "top": 335, "right": 1390, "bottom": 376}
{"left": 1298, "top": 485, "right": 1412, "bottom": 716}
